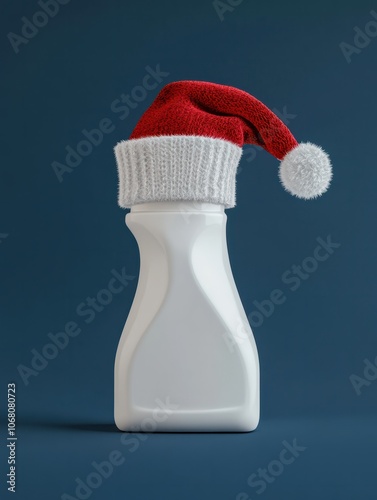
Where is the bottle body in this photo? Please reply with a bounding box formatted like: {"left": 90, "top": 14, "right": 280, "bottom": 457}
{"left": 114, "top": 202, "right": 259, "bottom": 432}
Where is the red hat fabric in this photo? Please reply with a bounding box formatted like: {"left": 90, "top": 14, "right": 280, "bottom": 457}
{"left": 115, "top": 81, "right": 332, "bottom": 208}
{"left": 130, "top": 81, "right": 299, "bottom": 158}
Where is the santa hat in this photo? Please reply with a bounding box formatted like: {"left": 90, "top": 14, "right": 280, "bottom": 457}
{"left": 115, "top": 81, "right": 332, "bottom": 208}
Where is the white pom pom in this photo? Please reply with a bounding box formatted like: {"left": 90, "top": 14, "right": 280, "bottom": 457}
{"left": 279, "top": 142, "right": 332, "bottom": 199}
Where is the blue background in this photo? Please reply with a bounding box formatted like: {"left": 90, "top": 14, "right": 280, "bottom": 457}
{"left": 1, "top": 0, "right": 376, "bottom": 498}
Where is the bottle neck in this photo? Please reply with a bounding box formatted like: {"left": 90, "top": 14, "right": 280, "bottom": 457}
{"left": 130, "top": 201, "right": 225, "bottom": 214}
{"left": 126, "top": 201, "right": 227, "bottom": 265}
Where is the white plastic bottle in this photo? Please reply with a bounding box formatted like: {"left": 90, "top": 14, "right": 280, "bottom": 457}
{"left": 114, "top": 201, "right": 259, "bottom": 432}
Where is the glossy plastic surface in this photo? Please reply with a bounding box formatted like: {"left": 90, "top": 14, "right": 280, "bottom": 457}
{"left": 115, "top": 202, "right": 259, "bottom": 432}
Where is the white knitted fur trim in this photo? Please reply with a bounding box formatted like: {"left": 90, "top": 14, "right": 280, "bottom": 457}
{"left": 114, "top": 135, "right": 242, "bottom": 209}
